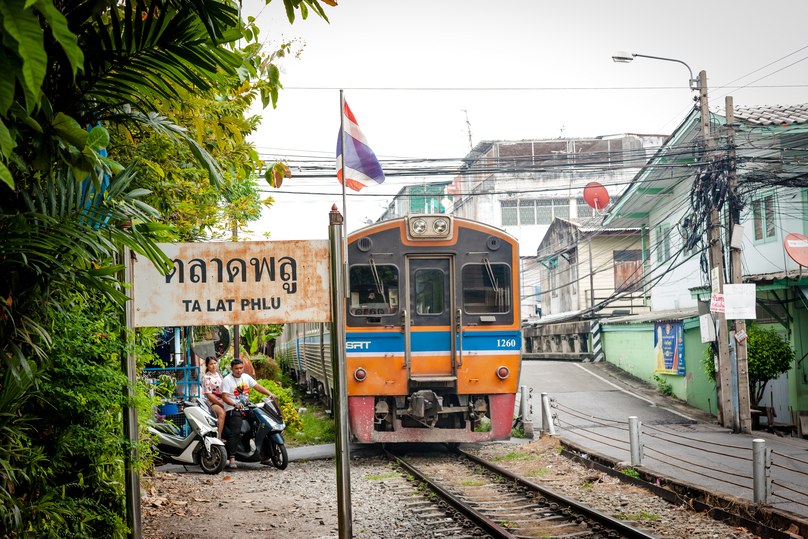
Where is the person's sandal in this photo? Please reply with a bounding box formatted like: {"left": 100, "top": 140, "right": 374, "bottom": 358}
{"left": 229, "top": 462, "right": 237, "bottom": 469}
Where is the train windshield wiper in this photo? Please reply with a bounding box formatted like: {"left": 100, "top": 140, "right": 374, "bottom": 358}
{"left": 369, "top": 258, "right": 387, "bottom": 304}
{"left": 482, "top": 257, "right": 499, "bottom": 294}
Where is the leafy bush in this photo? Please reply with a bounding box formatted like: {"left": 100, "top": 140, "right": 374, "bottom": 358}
{"left": 250, "top": 379, "right": 303, "bottom": 434}
{"left": 701, "top": 322, "right": 795, "bottom": 405}
{"left": 252, "top": 354, "right": 282, "bottom": 381}
{"left": 651, "top": 374, "right": 674, "bottom": 396}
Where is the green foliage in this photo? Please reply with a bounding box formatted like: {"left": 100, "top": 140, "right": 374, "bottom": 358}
{"left": 286, "top": 407, "right": 335, "bottom": 447}
{"left": 747, "top": 323, "right": 795, "bottom": 405}
{"left": 249, "top": 378, "right": 303, "bottom": 433}
{"left": 701, "top": 322, "right": 795, "bottom": 406}
{"left": 0, "top": 296, "right": 158, "bottom": 538}
{"left": 364, "top": 472, "right": 396, "bottom": 481}
{"left": 461, "top": 479, "right": 485, "bottom": 486}
{"left": 651, "top": 374, "right": 674, "bottom": 397}
{"left": 473, "top": 417, "right": 492, "bottom": 432}
{"left": 621, "top": 467, "right": 641, "bottom": 478}
{"left": 526, "top": 467, "right": 550, "bottom": 477}
{"left": 0, "top": 1, "right": 334, "bottom": 535}
{"left": 155, "top": 374, "right": 177, "bottom": 398}
{"left": 511, "top": 427, "right": 525, "bottom": 438}
{"left": 492, "top": 451, "right": 535, "bottom": 462}
{"left": 251, "top": 354, "right": 282, "bottom": 381}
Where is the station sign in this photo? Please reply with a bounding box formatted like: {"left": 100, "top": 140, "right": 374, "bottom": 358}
{"left": 131, "top": 240, "right": 331, "bottom": 327}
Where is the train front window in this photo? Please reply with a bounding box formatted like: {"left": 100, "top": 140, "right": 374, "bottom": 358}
{"left": 462, "top": 262, "right": 511, "bottom": 314}
{"left": 349, "top": 264, "right": 399, "bottom": 317}
{"left": 414, "top": 269, "right": 445, "bottom": 315}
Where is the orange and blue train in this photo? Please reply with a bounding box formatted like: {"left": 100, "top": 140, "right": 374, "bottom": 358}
{"left": 277, "top": 214, "right": 521, "bottom": 443}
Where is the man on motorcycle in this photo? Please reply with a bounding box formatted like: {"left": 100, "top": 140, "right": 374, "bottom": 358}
{"left": 221, "top": 358, "right": 276, "bottom": 469}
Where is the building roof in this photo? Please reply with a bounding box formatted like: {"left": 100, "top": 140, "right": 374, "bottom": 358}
{"left": 600, "top": 307, "right": 699, "bottom": 325}
{"left": 725, "top": 103, "right": 808, "bottom": 126}
{"left": 688, "top": 269, "right": 808, "bottom": 292}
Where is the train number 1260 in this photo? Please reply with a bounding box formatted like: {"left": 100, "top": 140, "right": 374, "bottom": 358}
{"left": 497, "top": 339, "right": 517, "bottom": 348}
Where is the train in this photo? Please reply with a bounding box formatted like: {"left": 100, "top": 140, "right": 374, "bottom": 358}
{"left": 276, "top": 214, "right": 521, "bottom": 443}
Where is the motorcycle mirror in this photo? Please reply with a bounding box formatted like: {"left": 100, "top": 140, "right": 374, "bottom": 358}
{"left": 190, "top": 325, "right": 231, "bottom": 360}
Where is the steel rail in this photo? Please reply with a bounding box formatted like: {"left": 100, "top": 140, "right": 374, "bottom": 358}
{"left": 384, "top": 450, "right": 517, "bottom": 539}
{"left": 458, "top": 449, "right": 659, "bottom": 539}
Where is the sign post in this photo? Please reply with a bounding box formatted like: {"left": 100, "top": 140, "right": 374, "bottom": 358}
{"left": 329, "top": 204, "right": 352, "bottom": 538}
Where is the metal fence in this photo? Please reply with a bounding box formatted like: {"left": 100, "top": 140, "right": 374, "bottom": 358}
{"left": 547, "top": 398, "right": 808, "bottom": 509}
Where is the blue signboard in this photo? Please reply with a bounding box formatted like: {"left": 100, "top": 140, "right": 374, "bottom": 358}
{"left": 654, "top": 321, "right": 685, "bottom": 375}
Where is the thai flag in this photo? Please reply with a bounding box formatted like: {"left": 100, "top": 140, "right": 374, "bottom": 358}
{"left": 336, "top": 101, "right": 385, "bottom": 191}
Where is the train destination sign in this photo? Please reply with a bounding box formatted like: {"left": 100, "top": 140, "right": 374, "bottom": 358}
{"left": 131, "top": 240, "right": 331, "bottom": 328}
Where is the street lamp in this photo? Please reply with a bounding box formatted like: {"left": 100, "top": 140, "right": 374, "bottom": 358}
{"left": 611, "top": 51, "right": 699, "bottom": 90}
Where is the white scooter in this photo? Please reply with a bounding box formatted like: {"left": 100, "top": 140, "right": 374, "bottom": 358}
{"left": 149, "top": 400, "right": 228, "bottom": 474}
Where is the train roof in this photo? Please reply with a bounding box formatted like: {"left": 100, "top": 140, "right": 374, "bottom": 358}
{"left": 347, "top": 215, "right": 518, "bottom": 244}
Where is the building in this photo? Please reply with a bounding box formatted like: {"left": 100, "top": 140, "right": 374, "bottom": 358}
{"left": 601, "top": 103, "right": 808, "bottom": 420}
{"left": 448, "top": 135, "right": 666, "bottom": 256}
{"left": 378, "top": 182, "right": 453, "bottom": 222}
{"left": 522, "top": 218, "right": 649, "bottom": 360}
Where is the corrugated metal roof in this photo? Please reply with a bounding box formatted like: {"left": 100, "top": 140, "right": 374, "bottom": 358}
{"left": 601, "top": 307, "right": 699, "bottom": 325}
{"left": 689, "top": 269, "right": 806, "bottom": 291}
{"left": 728, "top": 104, "right": 808, "bottom": 126}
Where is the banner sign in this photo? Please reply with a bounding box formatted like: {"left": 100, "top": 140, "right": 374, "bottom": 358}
{"left": 131, "top": 240, "right": 331, "bottom": 327}
{"left": 654, "top": 321, "right": 685, "bottom": 375}
{"left": 723, "top": 283, "right": 756, "bottom": 320}
{"left": 711, "top": 267, "right": 720, "bottom": 295}
{"left": 710, "top": 293, "right": 725, "bottom": 313}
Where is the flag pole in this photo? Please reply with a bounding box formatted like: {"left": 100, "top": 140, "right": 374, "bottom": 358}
{"left": 339, "top": 90, "right": 349, "bottom": 296}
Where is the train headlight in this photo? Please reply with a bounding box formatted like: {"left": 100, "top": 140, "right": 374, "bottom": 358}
{"left": 354, "top": 367, "right": 367, "bottom": 382}
{"left": 496, "top": 366, "right": 510, "bottom": 380}
{"left": 433, "top": 218, "right": 448, "bottom": 234}
{"left": 412, "top": 219, "right": 427, "bottom": 235}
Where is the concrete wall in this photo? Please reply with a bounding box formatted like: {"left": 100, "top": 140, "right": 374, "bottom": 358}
{"left": 601, "top": 318, "right": 714, "bottom": 414}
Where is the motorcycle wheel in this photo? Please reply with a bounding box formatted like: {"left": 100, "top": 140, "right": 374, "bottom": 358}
{"left": 270, "top": 442, "right": 288, "bottom": 470}
{"left": 199, "top": 445, "right": 227, "bottom": 475}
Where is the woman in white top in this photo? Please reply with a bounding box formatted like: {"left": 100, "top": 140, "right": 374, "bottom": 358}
{"left": 202, "top": 356, "right": 225, "bottom": 440}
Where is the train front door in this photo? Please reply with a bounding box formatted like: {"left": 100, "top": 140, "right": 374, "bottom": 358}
{"left": 405, "top": 256, "right": 456, "bottom": 379}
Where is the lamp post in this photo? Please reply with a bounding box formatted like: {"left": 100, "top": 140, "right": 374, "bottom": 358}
{"left": 611, "top": 52, "right": 698, "bottom": 90}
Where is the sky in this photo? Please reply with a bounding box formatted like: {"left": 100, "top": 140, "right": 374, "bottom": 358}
{"left": 240, "top": 0, "right": 808, "bottom": 242}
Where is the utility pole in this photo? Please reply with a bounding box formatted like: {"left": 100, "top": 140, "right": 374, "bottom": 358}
{"left": 701, "top": 70, "right": 734, "bottom": 430}
{"left": 232, "top": 222, "right": 239, "bottom": 361}
{"left": 725, "top": 96, "right": 752, "bottom": 433}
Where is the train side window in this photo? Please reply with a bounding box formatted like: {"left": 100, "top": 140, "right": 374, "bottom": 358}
{"left": 414, "top": 269, "right": 444, "bottom": 315}
{"left": 462, "top": 263, "right": 511, "bottom": 314}
{"left": 348, "top": 264, "right": 399, "bottom": 317}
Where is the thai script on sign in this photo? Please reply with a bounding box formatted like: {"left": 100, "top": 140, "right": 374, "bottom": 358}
{"left": 166, "top": 256, "right": 298, "bottom": 294}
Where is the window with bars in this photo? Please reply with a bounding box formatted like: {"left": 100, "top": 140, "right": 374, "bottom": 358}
{"left": 751, "top": 192, "right": 776, "bottom": 243}
{"left": 501, "top": 200, "right": 517, "bottom": 226}
{"left": 501, "top": 199, "right": 572, "bottom": 225}
{"left": 576, "top": 198, "right": 594, "bottom": 219}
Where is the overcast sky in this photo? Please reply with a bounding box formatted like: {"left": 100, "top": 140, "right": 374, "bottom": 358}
{"left": 241, "top": 0, "right": 808, "bottom": 241}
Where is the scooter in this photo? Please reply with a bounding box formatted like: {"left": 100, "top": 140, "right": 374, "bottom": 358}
{"left": 149, "top": 400, "right": 228, "bottom": 474}
{"left": 218, "top": 397, "right": 288, "bottom": 470}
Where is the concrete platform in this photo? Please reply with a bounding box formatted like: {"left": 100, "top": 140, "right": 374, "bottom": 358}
{"left": 520, "top": 360, "right": 808, "bottom": 520}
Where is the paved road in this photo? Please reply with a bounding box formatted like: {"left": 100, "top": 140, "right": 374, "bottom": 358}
{"left": 519, "top": 361, "right": 808, "bottom": 519}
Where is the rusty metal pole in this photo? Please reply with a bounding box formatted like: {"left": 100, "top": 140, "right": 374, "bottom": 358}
{"left": 329, "top": 204, "right": 352, "bottom": 538}
{"left": 123, "top": 248, "right": 142, "bottom": 539}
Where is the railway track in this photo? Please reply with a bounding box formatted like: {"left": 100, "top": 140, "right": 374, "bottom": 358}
{"left": 385, "top": 448, "right": 658, "bottom": 539}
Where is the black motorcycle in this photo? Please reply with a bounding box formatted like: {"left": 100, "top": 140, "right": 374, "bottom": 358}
{"left": 203, "top": 397, "right": 288, "bottom": 469}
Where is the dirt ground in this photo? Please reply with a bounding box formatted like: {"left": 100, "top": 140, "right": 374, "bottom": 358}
{"left": 141, "top": 464, "right": 339, "bottom": 539}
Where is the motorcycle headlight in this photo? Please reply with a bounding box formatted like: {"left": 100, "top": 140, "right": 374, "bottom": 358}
{"left": 205, "top": 415, "right": 217, "bottom": 428}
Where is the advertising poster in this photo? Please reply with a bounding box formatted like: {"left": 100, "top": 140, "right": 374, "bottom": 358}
{"left": 654, "top": 321, "right": 685, "bottom": 375}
